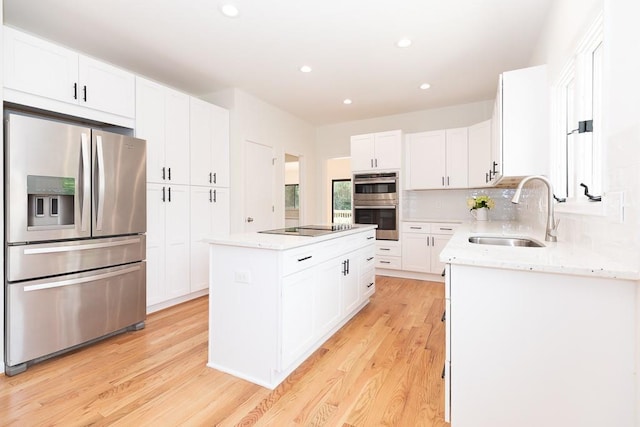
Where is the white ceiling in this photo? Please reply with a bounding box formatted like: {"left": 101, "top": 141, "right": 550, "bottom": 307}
{"left": 3, "top": 0, "right": 553, "bottom": 125}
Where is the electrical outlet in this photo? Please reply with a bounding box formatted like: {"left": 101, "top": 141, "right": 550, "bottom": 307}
{"left": 234, "top": 270, "right": 251, "bottom": 284}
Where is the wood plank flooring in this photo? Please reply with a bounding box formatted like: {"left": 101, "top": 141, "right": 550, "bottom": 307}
{"left": 0, "top": 276, "right": 449, "bottom": 426}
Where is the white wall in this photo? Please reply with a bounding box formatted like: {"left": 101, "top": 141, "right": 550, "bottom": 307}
{"left": 204, "top": 88, "right": 318, "bottom": 232}
{"left": 529, "top": 0, "right": 640, "bottom": 268}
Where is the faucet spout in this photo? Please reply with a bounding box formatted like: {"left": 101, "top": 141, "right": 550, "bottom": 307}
{"left": 511, "top": 175, "right": 558, "bottom": 242}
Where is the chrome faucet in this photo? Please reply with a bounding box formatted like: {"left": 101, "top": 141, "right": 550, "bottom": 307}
{"left": 511, "top": 175, "right": 558, "bottom": 242}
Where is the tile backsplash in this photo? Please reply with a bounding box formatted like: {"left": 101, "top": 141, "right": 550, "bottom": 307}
{"left": 403, "top": 184, "right": 547, "bottom": 228}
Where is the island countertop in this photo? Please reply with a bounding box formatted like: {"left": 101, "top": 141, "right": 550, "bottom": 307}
{"left": 205, "top": 224, "right": 377, "bottom": 250}
{"left": 439, "top": 221, "right": 640, "bottom": 280}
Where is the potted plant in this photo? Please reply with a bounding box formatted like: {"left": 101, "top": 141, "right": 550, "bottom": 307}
{"left": 467, "top": 195, "right": 495, "bottom": 221}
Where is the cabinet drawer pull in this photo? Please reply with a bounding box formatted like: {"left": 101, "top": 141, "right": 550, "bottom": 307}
{"left": 379, "top": 248, "right": 390, "bottom": 251}
{"left": 439, "top": 227, "right": 453, "bottom": 231}
{"left": 367, "top": 282, "right": 374, "bottom": 288}
{"left": 410, "top": 226, "right": 422, "bottom": 230}
{"left": 367, "top": 236, "right": 375, "bottom": 240}
{"left": 366, "top": 256, "right": 374, "bottom": 261}
{"left": 380, "top": 260, "right": 391, "bottom": 264}
{"left": 297, "top": 255, "right": 312, "bottom": 262}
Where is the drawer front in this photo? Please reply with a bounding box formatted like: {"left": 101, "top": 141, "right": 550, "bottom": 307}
{"left": 402, "top": 222, "right": 431, "bottom": 233}
{"left": 376, "top": 244, "right": 401, "bottom": 257}
{"left": 283, "top": 246, "right": 321, "bottom": 276}
{"left": 360, "top": 248, "right": 376, "bottom": 270}
{"left": 361, "top": 267, "right": 375, "bottom": 298}
{"left": 431, "top": 223, "right": 459, "bottom": 235}
{"left": 376, "top": 256, "right": 402, "bottom": 270}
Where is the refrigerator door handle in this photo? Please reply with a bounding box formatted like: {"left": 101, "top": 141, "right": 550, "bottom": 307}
{"left": 95, "top": 135, "right": 106, "bottom": 231}
{"left": 22, "top": 238, "right": 142, "bottom": 255}
{"left": 24, "top": 265, "right": 141, "bottom": 292}
{"left": 80, "top": 133, "right": 91, "bottom": 232}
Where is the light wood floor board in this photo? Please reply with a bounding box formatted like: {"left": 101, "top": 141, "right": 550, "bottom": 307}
{"left": 0, "top": 276, "right": 449, "bottom": 426}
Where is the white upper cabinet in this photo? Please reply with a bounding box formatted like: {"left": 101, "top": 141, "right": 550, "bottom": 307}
{"left": 3, "top": 26, "right": 135, "bottom": 125}
{"left": 405, "top": 128, "right": 468, "bottom": 190}
{"left": 491, "top": 65, "right": 549, "bottom": 183}
{"left": 350, "top": 130, "right": 402, "bottom": 172}
{"left": 189, "top": 97, "right": 230, "bottom": 188}
{"left": 135, "top": 77, "right": 190, "bottom": 184}
{"left": 77, "top": 55, "right": 135, "bottom": 118}
{"left": 468, "top": 120, "right": 492, "bottom": 188}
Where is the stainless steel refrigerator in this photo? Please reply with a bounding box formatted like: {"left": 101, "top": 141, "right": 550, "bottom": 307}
{"left": 4, "top": 112, "right": 147, "bottom": 375}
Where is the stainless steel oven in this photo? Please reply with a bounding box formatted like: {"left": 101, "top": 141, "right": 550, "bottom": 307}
{"left": 353, "top": 172, "right": 399, "bottom": 240}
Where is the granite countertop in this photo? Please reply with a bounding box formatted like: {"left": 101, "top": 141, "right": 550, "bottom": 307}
{"left": 205, "top": 224, "right": 377, "bottom": 250}
{"left": 440, "top": 221, "right": 640, "bottom": 280}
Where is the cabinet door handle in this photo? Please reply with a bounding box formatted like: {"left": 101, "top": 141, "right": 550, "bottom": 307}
{"left": 209, "top": 189, "right": 213, "bottom": 203}
{"left": 375, "top": 158, "right": 378, "bottom": 167}
{"left": 486, "top": 172, "right": 489, "bottom": 183}
{"left": 432, "top": 236, "right": 435, "bottom": 246}
{"left": 213, "top": 189, "right": 217, "bottom": 203}
{"left": 370, "top": 159, "right": 374, "bottom": 168}
{"left": 162, "top": 167, "right": 166, "bottom": 180}
{"left": 447, "top": 176, "right": 450, "bottom": 186}
{"left": 162, "top": 187, "right": 166, "bottom": 202}
{"left": 209, "top": 172, "right": 212, "bottom": 184}
{"left": 73, "top": 82, "right": 78, "bottom": 100}
{"left": 441, "top": 176, "right": 445, "bottom": 186}
{"left": 366, "top": 236, "right": 375, "bottom": 240}
{"left": 213, "top": 172, "right": 217, "bottom": 184}
{"left": 168, "top": 167, "right": 172, "bottom": 181}
{"left": 297, "top": 255, "right": 312, "bottom": 262}
{"left": 168, "top": 187, "right": 172, "bottom": 202}
{"left": 342, "top": 260, "right": 347, "bottom": 275}
{"left": 83, "top": 85, "right": 87, "bottom": 102}
{"left": 346, "top": 259, "right": 350, "bottom": 274}
{"left": 366, "top": 256, "right": 374, "bottom": 261}
{"left": 492, "top": 161, "right": 499, "bottom": 174}
{"left": 367, "top": 282, "right": 374, "bottom": 288}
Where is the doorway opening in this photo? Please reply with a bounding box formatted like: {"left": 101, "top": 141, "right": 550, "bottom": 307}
{"left": 285, "top": 154, "right": 300, "bottom": 227}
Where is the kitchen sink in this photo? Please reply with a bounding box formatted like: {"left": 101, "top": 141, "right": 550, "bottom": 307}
{"left": 468, "top": 236, "right": 545, "bottom": 248}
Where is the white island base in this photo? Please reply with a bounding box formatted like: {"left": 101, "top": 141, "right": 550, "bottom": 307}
{"left": 206, "top": 226, "right": 376, "bottom": 389}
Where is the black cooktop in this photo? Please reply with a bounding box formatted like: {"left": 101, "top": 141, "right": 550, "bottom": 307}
{"left": 258, "top": 224, "right": 353, "bottom": 237}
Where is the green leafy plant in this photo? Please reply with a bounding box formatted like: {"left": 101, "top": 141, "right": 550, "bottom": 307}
{"left": 467, "top": 195, "right": 495, "bottom": 210}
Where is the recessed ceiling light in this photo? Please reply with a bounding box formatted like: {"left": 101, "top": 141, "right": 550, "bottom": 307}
{"left": 220, "top": 4, "right": 239, "bottom": 18}
{"left": 343, "top": 99, "right": 353, "bottom": 105}
{"left": 396, "top": 38, "right": 412, "bottom": 48}
{"left": 299, "top": 65, "right": 312, "bottom": 73}
{"left": 420, "top": 83, "right": 431, "bottom": 90}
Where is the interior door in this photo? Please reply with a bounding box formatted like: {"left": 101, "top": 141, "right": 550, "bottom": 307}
{"left": 92, "top": 130, "right": 146, "bottom": 236}
{"left": 244, "top": 140, "right": 274, "bottom": 232}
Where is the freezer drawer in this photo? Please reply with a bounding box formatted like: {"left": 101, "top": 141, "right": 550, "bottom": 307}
{"left": 7, "top": 235, "right": 145, "bottom": 282}
{"left": 6, "top": 262, "right": 146, "bottom": 368}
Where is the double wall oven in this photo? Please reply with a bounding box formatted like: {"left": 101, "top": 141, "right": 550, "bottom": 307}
{"left": 353, "top": 172, "right": 399, "bottom": 240}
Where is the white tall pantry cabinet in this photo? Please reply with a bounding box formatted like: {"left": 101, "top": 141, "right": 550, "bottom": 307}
{"left": 189, "top": 98, "right": 230, "bottom": 293}
{"left": 136, "top": 77, "right": 230, "bottom": 310}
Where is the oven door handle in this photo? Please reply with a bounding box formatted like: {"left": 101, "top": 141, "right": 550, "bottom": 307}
{"left": 354, "top": 179, "right": 397, "bottom": 185}
{"left": 354, "top": 205, "right": 397, "bottom": 209}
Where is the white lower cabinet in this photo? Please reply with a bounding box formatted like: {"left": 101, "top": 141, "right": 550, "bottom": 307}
{"left": 375, "top": 240, "right": 402, "bottom": 270}
{"left": 447, "top": 264, "right": 637, "bottom": 427}
{"left": 146, "top": 183, "right": 190, "bottom": 308}
{"left": 209, "top": 228, "right": 376, "bottom": 389}
{"left": 401, "top": 222, "right": 458, "bottom": 274}
{"left": 189, "top": 186, "right": 230, "bottom": 292}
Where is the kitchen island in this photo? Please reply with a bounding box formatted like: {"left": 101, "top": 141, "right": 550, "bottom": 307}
{"left": 440, "top": 221, "right": 640, "bottom": 427}
{"left": 206, "top": 225, "right": 376, "bottom": 389}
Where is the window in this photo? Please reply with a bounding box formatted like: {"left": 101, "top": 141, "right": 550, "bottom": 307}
{"left": 285, "top": 184, "right": 299, "bottom": 209}
{"left": 332, "top": 179, "right": 352, "bottom": 224}
{"left": 552, "top": 13, "right": 603, "bottom": 202}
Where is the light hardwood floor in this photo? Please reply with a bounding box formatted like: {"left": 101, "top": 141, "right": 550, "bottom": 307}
{"left": 0, "top": 276, "right": 449, "bottom": 426}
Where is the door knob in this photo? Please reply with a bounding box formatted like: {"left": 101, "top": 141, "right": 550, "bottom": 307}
{"left": 247, "top": 217, "right": 254, "bottom": 223}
